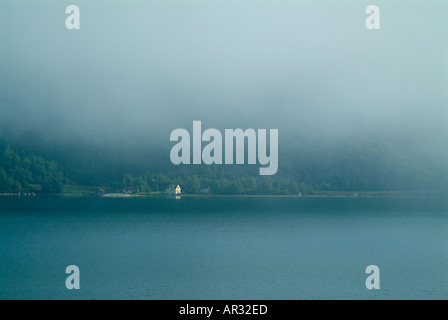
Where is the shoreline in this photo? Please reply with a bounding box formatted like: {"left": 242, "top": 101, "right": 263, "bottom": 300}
{"left": 1, "top": 190, "right": 447, "bottom": 199}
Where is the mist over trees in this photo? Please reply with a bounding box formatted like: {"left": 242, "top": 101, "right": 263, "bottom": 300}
{"left": 1, "top": 1, "right": 447, "bottom": 195}
{"left": 1, "top": 131, "right": 446, "bottom": 195}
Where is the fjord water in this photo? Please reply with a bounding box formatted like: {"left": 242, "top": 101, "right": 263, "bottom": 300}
{"left": 1, "top": 197, "right": 447, "bottom": 300}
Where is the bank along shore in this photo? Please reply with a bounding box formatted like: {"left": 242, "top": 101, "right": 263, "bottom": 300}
{"left": 1, "top": 190, "right": 447, "bottom": 199}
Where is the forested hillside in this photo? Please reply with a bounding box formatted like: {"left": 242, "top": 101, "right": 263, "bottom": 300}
{"left": 1, "top": 134, "right": 447, "bottom": 195}
{"left": 0, "top": 138, "right": 65, "bottom": 192}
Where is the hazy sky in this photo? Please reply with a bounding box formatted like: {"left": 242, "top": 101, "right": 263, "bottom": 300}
{"left": 0, "top": 0, "right": 447, "bottom": 150}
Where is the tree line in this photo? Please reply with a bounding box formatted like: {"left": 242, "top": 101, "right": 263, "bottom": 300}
{"left": 1, "top": 134, "right": 447, "bottom": 195}
{"left": 0, "top": 138, "right": 312, "bottom": 195}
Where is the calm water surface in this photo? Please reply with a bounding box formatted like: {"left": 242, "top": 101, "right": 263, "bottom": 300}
{"left": 0, "top": 197, "right": 447, "bottom": 299}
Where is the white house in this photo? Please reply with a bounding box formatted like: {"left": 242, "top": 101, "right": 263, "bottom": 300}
{"left": 165, "top": 184, "right": 181, "bottom": 195}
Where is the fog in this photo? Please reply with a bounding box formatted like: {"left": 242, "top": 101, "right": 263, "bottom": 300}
{"left": 0, "top": 0, "right": 447, "bottom": 159}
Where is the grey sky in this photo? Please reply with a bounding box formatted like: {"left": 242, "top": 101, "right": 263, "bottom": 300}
{"left": 0, "top": 0, "right": 447, "bottom": 151}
